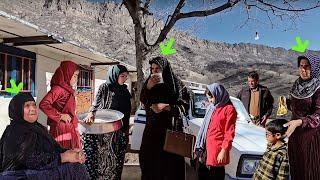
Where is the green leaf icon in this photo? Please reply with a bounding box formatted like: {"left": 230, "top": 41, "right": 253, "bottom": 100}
{"left": 160, "top": 37, "right": 176, "bottom": 56}
{"left": 291, "top": 36, "right": 309, "bottom": 53}
{"left": 5, "top": 79, "right": 23, "bottom": 94}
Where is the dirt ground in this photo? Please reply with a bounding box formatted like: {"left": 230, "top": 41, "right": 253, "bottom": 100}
{"left": 124, "top": 153, "right": 139, "bottom": 165}
{"left": 122, "top": 153, "right": 197, "bottom": 180}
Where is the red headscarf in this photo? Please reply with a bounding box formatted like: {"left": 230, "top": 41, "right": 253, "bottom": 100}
{"left": 51, "top": 61, "right": 78, "bottom": 94}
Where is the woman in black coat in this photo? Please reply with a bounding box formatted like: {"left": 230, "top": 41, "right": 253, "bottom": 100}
{"left": 0, "top": 92, "right": 89, "bottom": 180}
{"left": 139, "top": 57, "right": 191, "bottom": 180}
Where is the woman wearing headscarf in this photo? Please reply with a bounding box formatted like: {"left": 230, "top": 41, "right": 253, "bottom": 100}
{"left": 82, "top": 64, "right": 131, "bottom": 180}
{"left": 0, "top": 93, "right": 89, "bottom": 179}
{"left": 39, "top": 61, "right": 81, "bottom": 149}
{"left": 195, "top": 83, "right": 237, "bottom": 180}
{"left": 284, "top": 53, "right": 320, "bottom": 180}
{"left": 139, "top": 56, "right": 191, "bottom": 180}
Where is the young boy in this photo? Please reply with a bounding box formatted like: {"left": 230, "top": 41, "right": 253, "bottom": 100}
{"left": 253, "top": 119, "right": 290, "bottom": 180}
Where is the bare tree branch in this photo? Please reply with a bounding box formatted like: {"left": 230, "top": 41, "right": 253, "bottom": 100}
{"left": 144, "top": 0, "right": 152, "bottom": 11}
{"left": 140, "top": 1, "right": 153, "bottom": 16}
{"left": 142, "top": 26, "right": 152, "bottom": 46}
{"left": 178, "top": 0, "right": 241, "bottom": 19}
{"left": 257, "top": 0, "right": 320, "bottom": 12}
{"left": 236, "top": 0, "right": 312, "bottom": 32}
{"left": 137, "top": 0, "right": 243, "bottom": 52}
{"left": 124, "top": 27, "right": 135, "bottom": 42}
{"left": 151, "top": 0, "right": 186, "bottom": 45}
{"left": 148, "top": 0, "right": 241, "bottom": 52}
{"left": 238, "top": 2, "right": 252, "bottom": 29}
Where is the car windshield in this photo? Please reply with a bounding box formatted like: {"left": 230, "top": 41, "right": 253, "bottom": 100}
{"left": 230, "top": 97, "right": 251, "bottom": 122}
{"left": 192, "top": 93, "right": 208, "bottom": 118}
{"left": 192, "top": 93, "right": 251, "bottom": 122}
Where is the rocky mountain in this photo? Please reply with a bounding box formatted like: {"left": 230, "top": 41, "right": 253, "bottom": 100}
{"left": 1, "top": 0, "right": 317, "bottom": 117}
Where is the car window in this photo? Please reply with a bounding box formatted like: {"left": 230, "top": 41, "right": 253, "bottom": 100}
{"left": 192, "top": 93, "right": 208, "bottom": 118}
{"left": 191, "top": 93, "right": 251, "bottom": 122}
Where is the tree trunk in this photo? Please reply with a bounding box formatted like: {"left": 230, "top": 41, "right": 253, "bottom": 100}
{"left": 133, "top": 23, "right": 147, "bottom": 109}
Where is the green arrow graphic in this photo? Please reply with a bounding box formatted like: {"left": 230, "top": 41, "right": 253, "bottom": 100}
{"left": 291, "top": 36, "right": 309, "bottom": 53}
{"left": 160, "top": 37, "right": 176, "bottom": 56}
{"left": 5, "top": 79, "right": 23, "bottom": 94}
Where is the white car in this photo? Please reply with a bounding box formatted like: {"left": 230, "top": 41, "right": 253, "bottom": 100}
{"left": 131, "top": 88, "right": 267, "bottom": 179}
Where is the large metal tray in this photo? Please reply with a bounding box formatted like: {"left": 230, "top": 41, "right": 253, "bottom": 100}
{"left": 78, "top": 109, "right": 124, "bottom": 134}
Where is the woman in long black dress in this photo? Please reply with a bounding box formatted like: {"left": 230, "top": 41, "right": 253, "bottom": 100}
{"left": 83, "top": 65, "right": 131, "bottom": 180}
{"left": 139, "top": 56, "right": 190, "bottom": 180}
{"left": 0, "top": 92, "right": 89, "bottom": 180}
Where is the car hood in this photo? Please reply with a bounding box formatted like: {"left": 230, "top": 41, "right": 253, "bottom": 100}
{"left": 232, "top": 121, "right": 267, "bottom": 153}
{"left": 188, "top": 118, "right": 267, "bottom": 153}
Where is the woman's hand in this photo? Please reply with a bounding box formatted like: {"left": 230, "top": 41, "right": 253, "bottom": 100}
{"left": 151, "top": 103, "right": 170, "bottom": 113}
{"left": 217, "top": 149, "right": 227, "bottom": 164}
{"left": 147, "top": 75, "right": 160, "bottom": 90}
{"left": 61, "top": 149, "right": 86, "bottom": 164}
{"left": 84, "top": 112, "right": 95, "bottom": 125}
{"left": 284, "top": 119, "right": 303, "bottom": 137}
{"left": 261, "top": 115, "right": 268, "bottom": 126}
{"left": 60, "top": 114, "right": 71, "bottom": 123}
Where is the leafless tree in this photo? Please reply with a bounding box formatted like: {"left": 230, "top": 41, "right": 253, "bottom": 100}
{"left": 119, "top": 0, "right": 320, "bottom": 104}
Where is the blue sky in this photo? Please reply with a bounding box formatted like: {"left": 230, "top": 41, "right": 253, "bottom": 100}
{"left": 90, "top": 0, "right": 320, "bottom": 50}
{"left": 173, "top": 1, "right": 320, "bottom": 51}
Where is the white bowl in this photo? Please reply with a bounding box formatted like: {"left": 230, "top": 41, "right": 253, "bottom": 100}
{"left": 78, "top": 109, "right": 124, "bottom": 134}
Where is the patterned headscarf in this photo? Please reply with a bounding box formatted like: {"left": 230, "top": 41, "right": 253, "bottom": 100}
{"left": 195, "top": 83, "right": 231, "bottom": 153}
{"left": 291, "top": 52, "right": 320, "bottom": 99}
{"left": 308, "top": 53, "right": 320, "bottom": 79}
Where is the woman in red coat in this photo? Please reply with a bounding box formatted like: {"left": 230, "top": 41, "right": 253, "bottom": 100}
{"left": 39, "top": 61, "right": 81, "bottom": 149}
{"left": 195, "top": 83, "right": 237, "bottom": 180}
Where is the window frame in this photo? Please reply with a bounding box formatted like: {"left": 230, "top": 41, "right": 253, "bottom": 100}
{"left": 76, "top": 65, "right": 94, "bottom": 114}
{"left": 0, "top": 52, "right": 36, "bottom": 95}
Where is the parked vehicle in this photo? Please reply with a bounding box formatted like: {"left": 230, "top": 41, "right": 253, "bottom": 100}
{"left": 131, "top": 85, "right": 267, "bottom": 179}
